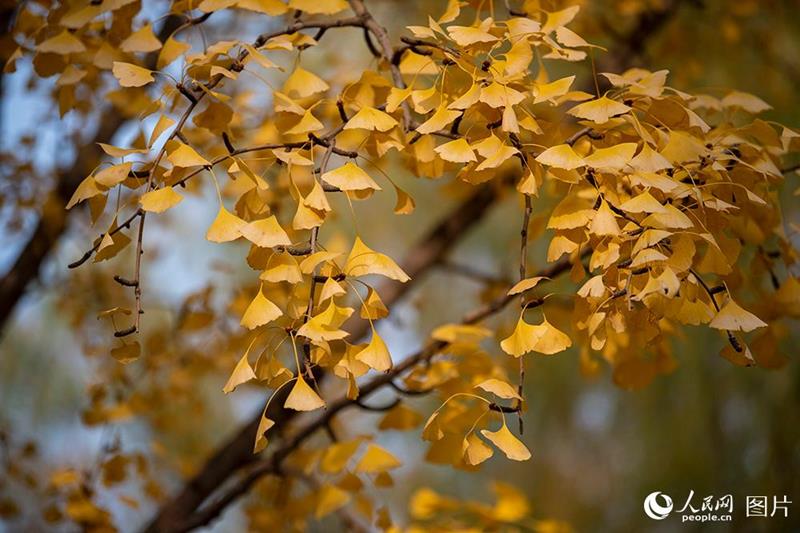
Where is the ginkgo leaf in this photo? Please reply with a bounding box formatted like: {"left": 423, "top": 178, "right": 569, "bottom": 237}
{"left": 286, "top": 110, "right": 324, "bottom": 135}
{"left": 66, "top": 176, "right": 103, "bottom": 209}
{"left": 507, "top": 276, "right": 548, "bottom": 295}
{"left": 206, "top": 206, "right": 246, "bottom": 242}
{"left": 320, "top": 439, "right": 362, "bottom": 474}
{"left": 344, "top": 237, "right": 410, "bottom": 282}
{"left": 120, "top": 25, "right": 162, "bottom": 53}
{"left": 533, "top": 75, "right": 575, "bottom": 104}
{"left": 283, "top": 67, "right": 329, "bottom": 98}
{"left": 630, "top": 143, "right": 672, "bottom": 172}
{"left": 531, "top": 318, "right": 573, "bottom": 354}
{"left": 110, "top": 342, "right": 140, "bottom": 365}
{"left": 148, "top": 115, "right": 175, "bottom": 147}
{"left": 709, "top": 298, "right": 767, "bottom": 332}
{"left": 434, "top": 138, "right": 477, "bottom": 163}
{"left": 140, "top": 187, "right": 183, "bottom": 213}
{"left": 284, "top": 376, "right": 326, "bottom": 411}
{"left": 500, "top": 316, "right": 572, "bottom": 356}
{"left": 481, "top": 424, "right": 531, "bottom": 461}
{"left": 475, "top": 378, "right": 521, "bottom": 400}
{"left": 355, "top": 444, "right": 401, "bottom": 473}
{"left": 158, "top": 37, "right": 190, "bottom": 69}
{"left": 535, "top": 144, "right": 585, "bottom": 170}
{"left": 260, "top": 254, "right": 303, "bottom": 284}
{"left": 222, "top": 351, "right": 257, "bottom": 393}
{"left": 315, "top": 485, "right": 351, "bottom": 519}
{"left": 168, "top": 142, "right": 210, "bottom": 167}
{"left": 567, "top": 96, "right": 631, "bottom": 124}
{"left": 344, "top": 107, "right": 398, "bottom": 132}
{"left": 620, "top": 191, "right": 667, "bottom": 213}
{"left": 500, "top": 316, "right": 541, "bottom": 357}
{"left": 431, "top": 324, "right": 492, "bottom": 344}
{"left": 253, "top": 414, "right": 275, "bottom": 453}
{"left": 297, "top": 301, "right": 354, "bottom": 342}
{"left": 355, "top": 331, "right": 393, "bottom": 372}
{"left": 417, "top": 106, "right": 461, "bottom": 134}
{"left": 112, "top": 62, "right": 154, "bottom": 87}
{"left": 94, "top": 162, "right": 132, "bottom": 188}
{"left": 589, "top": 201, "right": 620, "bottom": 236}
{"left": 240, "top": 287, "right": 282, "bottom": 329}
{"left": 448, "top": 25, "right": 498, "bottom": 46}
{"left": 462, "top": 433, "right": 494, "bottom": 465}
{"left": 37, "top": 30, "right": 86, "bottom": 54}
{"left": 360, "top": 287, "right": 389, "bottom": 319}
{"left": 321, "top": 162, "right": 381, "bottom": 191}
{"left": 240, "top": 216, "right": 292, "bottom": 248}
{"left": 584, "top": 143, "right": 637, "bottom": 170}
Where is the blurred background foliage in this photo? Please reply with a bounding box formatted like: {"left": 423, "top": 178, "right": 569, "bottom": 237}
{"left": 0, "top": 0, "right": 798, "bottom": 531}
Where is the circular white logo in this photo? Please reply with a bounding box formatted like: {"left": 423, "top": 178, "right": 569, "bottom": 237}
{"left": 644, "top": 491, "right": 673, "bottom": 520}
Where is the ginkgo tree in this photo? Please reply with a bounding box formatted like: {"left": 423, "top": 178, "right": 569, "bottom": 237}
{"left": 1, "top": 0, "right": 798, "bottom": 531}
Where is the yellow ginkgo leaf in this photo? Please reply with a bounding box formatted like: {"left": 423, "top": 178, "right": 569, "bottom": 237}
{"left": 158, "top": 36, "right": 190, "bottom": 69}
{"left": 286, "top": 109, "right": 324, "bottom": 135}
{"left": 321, "top": 162, "right": 382, "bottom": 192}
{"left": 253, "top": 413, "right": 275, "bottom": 453}
{"left": 284, "top": 376, "right": 326, "bottom": 411}
{"left": 296, "top": 301, "right": 354, "bottom": 342}
{"left": 500, "top": 316, "right": 541, "bottom": 357}
{"left": 481, "top": 424, "right": 531, "bottom": 461}
{"left": 394, "top": 186, "right": 415, "bottom": 215}
{"left": 535, "top": 144, "right": 585, "bottom": 170}
{"left": 240, "top": 287, "right": 282, "bottom": 329}
{"left": 94, "top": 162, "right": 132, "bottom": 188}
{"left": 416, "top": 106, "right": 461, "bottom": 134}
{"left": 344, "top": 237, "right": 410, "bottom": 282}
{"left": 584, "top": 143, "right": 637, "bottom": 170}
{"left": 589, "top": 201, "right": 620, "bottom": 236}
{"left": 434, "top": 138, "right": 477, "bottom": 163}
{"left": 355, "top": 444, "right": 401, "bottom": 473}
{"left": 448, "top": 25, "right": 498, "bottom": 46}
{"left": 567, "top": 96, "right": 631, "bottom": 124}
{"left": 431, "top": 324, "right": 492, "bottom": 344}
{"left": 475, "top": 378, "right": 521, "bottom": 400}
{"left": 709, "top": 298, "right": 767, "bottom": 332}
{"left": 66, "top": 176, "right": 103, "bottom": 210}
{"left": 532, "top": 318, "right": 573, "bottom": 355}
{"left": 206, "top": 206, "right": 246, "bottom": 242}
{"left": 288, "top": 0, "right": 348, "bottom": 15}
{"left": 315, "top": 485, "right": 351, "bottom": 519}
{"left": 378, "top": 404, "right": 423, "bottom": 430}
{"left": 260, "top": 254, "right": 303, "bottom": 284}
{"left": 500, "top": 316, "right": 572, "bottom": 356}
{"left": 37, "top": 30, "right": 86, "bottom": 54}
{"left": 139, "top": 187, "right": 183, "bottom": 213}
{"left": 507, "top": 276, "right": 548, "bottom": 295}
{"left": 222, "top": 350, "right": 257, "bottom": 394}
{"left": 148, "top": 115, "right": 175, "bottom": 147}
{"left": 283, "top": 67, "right": 329, "bottom": 98}
{"left": 120, "top": 25, "right": 162, "bottom": 53}
{"left": 318, "top": 277, "right": 346, "bottom": 302}
{"left": 355, "top": 331, "right": 392, "bottom": 372}
{"left": 112, "top": 61, "right": 154, "bottom": 87}
{"left": 360, "top": 287, "right": 389, "bottom": 320}
{"left": 462, "top": 433, "right": 494, "bottom": 465}
{"left": 320, "top": 439, "right": 362, "bottom": 474}
{"left": 344, "top": 106, "right": 398, "bottom": 132}
{"left": 630, "top": 143, "right": 672, "bottom": 172}
{"left": 533, "top": 75, "right": 575, "bottom": 104}
{"left": 168, "top": 142, "right": 210, "bottom": 168}
{"left": 619, "top": 191, "right": 667, "bottom": 214}
{"left": 240, "top": 216, "right": 292, "bottom": 248}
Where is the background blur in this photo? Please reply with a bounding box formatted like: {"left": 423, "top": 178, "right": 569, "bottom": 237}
{"left": 1, "top": 0, "right": 798, "bottom": 531}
